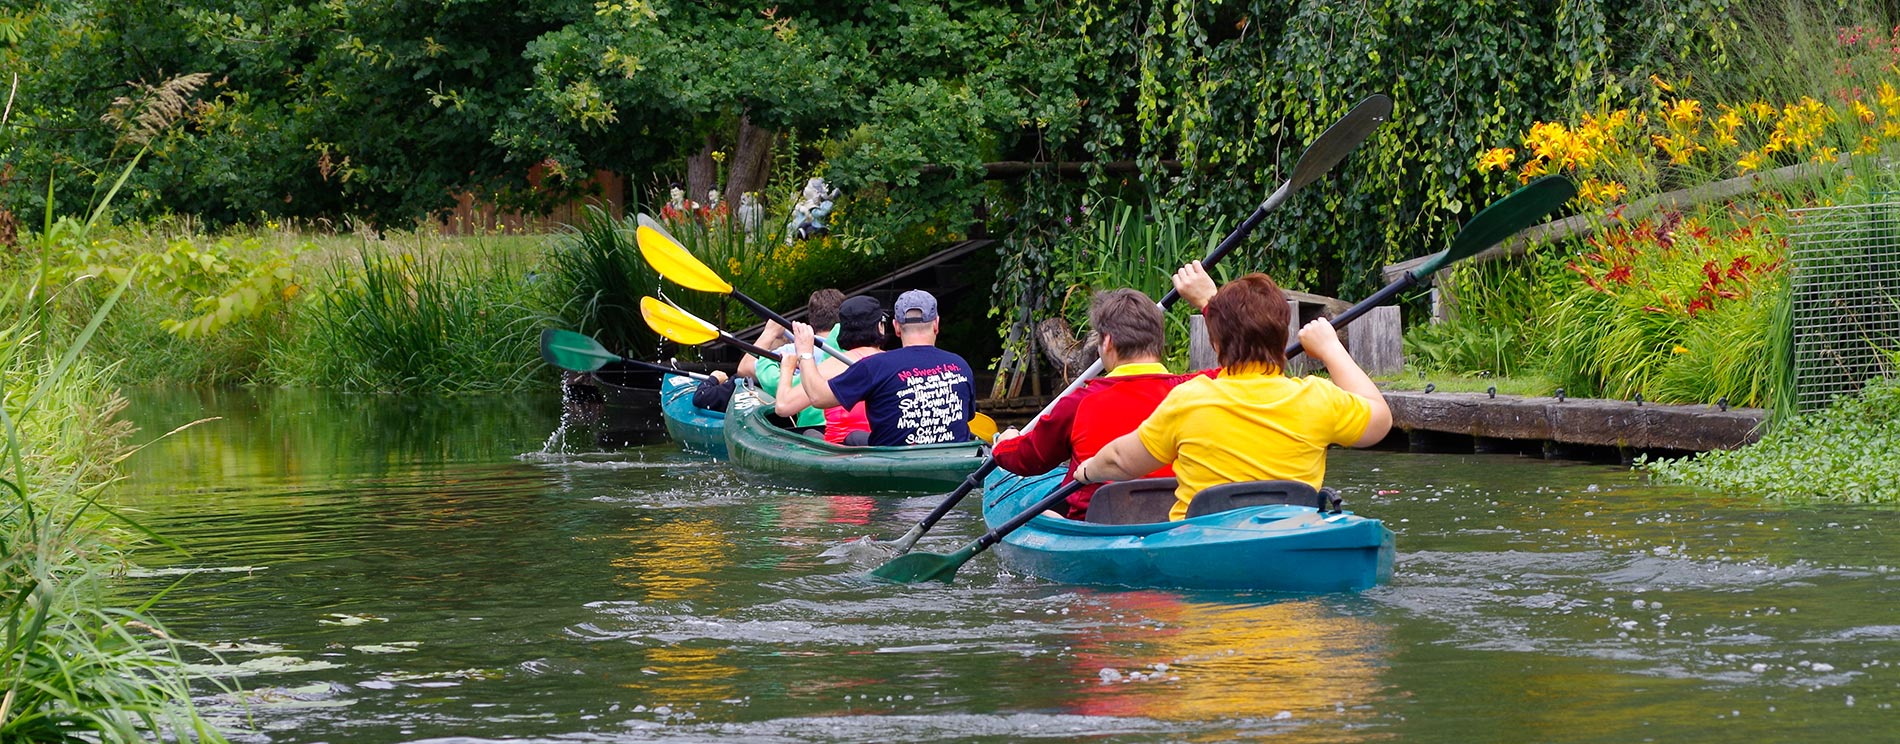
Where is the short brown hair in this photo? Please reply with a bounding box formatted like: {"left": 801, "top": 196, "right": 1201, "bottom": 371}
{"left": 1088, "top": 289, "right": 1165, "bottom": 360}
{"left": 1203, "top": 273, "right": 1290, "bottom": 373}
{"left": 807, "top": 288, "right": 845, "bottom": 329}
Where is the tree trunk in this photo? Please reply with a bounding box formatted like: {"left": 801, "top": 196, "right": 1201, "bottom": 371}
{"left": 685, "top": 134, "right": 716, "bottom": 207}
{"left": 725, "top": 114, "right": 776, "bottom": 209}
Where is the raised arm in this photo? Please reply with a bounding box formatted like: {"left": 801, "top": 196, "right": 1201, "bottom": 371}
{"left": 737, "top": 320, "right": 787, "bottom": 380}
{"left": 792, "top": 322, "right": 843, "bottom": 409}
{"left": 1297, "top": 317, "right": 1392, "bottom": 447}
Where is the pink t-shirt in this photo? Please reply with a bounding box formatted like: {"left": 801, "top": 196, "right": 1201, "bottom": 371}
{"left": 824, "top": 403, "right": 871, "bottom": 444}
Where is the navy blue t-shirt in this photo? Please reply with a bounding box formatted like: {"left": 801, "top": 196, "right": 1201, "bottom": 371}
{"left": 825, "top": 345, "right": 976, "bottom": 446}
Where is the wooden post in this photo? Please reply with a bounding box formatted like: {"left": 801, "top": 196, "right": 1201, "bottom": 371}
{"left": 1285, "top": 300, "right": 1320, "bottom": 376}
{"left": 1349, "top": 305, "right": 1403, "bottom": 376}
{"left": 1188, "top": 315, "right": 1216, "bottom": 371}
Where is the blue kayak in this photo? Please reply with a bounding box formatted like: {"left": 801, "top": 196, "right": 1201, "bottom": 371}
{"left": 661, "top": 374, "right": 727, "bottom": 459}
{"left": 980, "top": 468, "right": 1395, "bottom": 593}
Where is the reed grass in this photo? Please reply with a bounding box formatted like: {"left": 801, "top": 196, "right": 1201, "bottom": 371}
{"left": 540, "top": 207, "right": 663, "bottom": 359}
{"left": 272, "top": 248, "right": 550, "bottom": 393}
{"left": 2, "top": 275, "right": 228, "bottom": 743}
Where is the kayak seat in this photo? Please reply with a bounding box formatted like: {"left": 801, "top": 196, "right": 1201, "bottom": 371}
{"left": 1184, "top": 481, "right": 1343, "bottom": 518}
{"left": 1085, "top": 478, "right": 1179, "bottom": 525}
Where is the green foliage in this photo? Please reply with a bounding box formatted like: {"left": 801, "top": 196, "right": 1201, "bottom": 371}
{"left": 273, "top": 249, "right": 551, "bottom": 394}
{"left": 539, "top": 208, "right": 662, "bottom": 359}
{"left": 1645, "top": 374, "right": 1900, "bottom": 501}
{"left": 1404, "top": 322, "right": 1532, "bottom": 378}
{"left": 1046, "top": 196, "right": 1234, "bottom": 368}
{"left": 2, "top": 276, "right": 228, "bottom": 743}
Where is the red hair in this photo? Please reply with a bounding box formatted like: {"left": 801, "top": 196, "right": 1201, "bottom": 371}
{"left": 1203, "top": 273, "right": 1290, "bottom": 373}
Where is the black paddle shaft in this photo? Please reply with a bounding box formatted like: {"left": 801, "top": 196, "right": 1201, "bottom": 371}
{"left": 731, "top": 291, "right": 856, "bottom": 367}
{"left": 1156, "top": 202, "right": 1274, "bottom": 309}
{"left": 1283, "top": 272, "right": 1418, "bottom": 360}
{"left": 974, "top": 481, "right": 1087, "bottom": 552}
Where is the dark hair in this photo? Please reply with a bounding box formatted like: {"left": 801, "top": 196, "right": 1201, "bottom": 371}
{"left": 1203, "top": 273, "right": 1290, "bottom": 373}
{"left": 1089, "top": 288, "right": 1165, "bottom": 360}
{"left": 839, "top": 318, "right": 882, "bottom": 349}
{"left": 807, "top": 288, "right": 845, "bottom": 329}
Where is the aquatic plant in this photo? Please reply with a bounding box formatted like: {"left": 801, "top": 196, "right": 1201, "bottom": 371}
{"left": 1645, "top": 374, "right": 1900, "bottom": 501}
{"left": 1, "top": 276, "right": 229, "bottom": 743}
{"left": 273, "top": 247, "right": 549, "bottom": 394}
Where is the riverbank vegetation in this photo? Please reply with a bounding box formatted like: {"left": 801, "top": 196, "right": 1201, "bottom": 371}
{"left": 2, "top": 279, "right": 226, "bottom": 742}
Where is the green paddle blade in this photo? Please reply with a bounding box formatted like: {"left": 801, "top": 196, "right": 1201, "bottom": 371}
{"left": 868, "top": 543, "right": 980, "bottom": 584}
{"left": 1412, "top": 175, "right": 1577, "bottom": 278}
{"left": 539, "top": 328, "right": 623, "bottom": 372}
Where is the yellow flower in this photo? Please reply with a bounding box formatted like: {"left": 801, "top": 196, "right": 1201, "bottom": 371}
{"left": 1749, "top": 101, "right": 1777, "bottom": 122}
{"left": 1477, "top": 146, "right": 1516, "bottom": 172}
{"left": 1852, "top": 101, "right": 1877, "bottom": 124}
{"left": 1665, "top": 98, "right": 1702, "bottom": 128}
{"left": 1518, "top": 158, "right": 1548, "bottom": 182}
{"left": 1879, "top": 82, "right": 1900, "bottom": 118}
{"left": 1650, "top": 74, "right": 1675, "bottom": 93}
{"left": 1711, "top": 105, "right": 1743, "bottom": 147}
{"left": 1858, "top": 135, "right": 1881, "bottom": 155}
{"left": 1814, "top": 146, "right": 1841, "bottom": 163}
{"left": 1736, "top": 150, "right": 1767, "bottom": 173}
{"left": 1884, "top": 121, "right": 1900, "bottom": 140}
{"left": 1672, "top": 345, "right": 1689, "bottom": 355}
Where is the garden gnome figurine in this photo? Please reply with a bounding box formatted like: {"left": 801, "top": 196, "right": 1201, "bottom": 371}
{"left": 668, "top": 185, "right": 687, "bottom": 212}
{"left": 738, "top": 192, "right": 765, "bottom": 234}
{"left": 705, "top": 188, "right": 722, "bottom": 212}
{"left": 785, "top": 177, "right": 840, "bottom": 245}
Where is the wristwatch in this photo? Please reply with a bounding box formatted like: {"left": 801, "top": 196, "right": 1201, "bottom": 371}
{"left": 798, "top": 352, "right": 815, "bottom": 361}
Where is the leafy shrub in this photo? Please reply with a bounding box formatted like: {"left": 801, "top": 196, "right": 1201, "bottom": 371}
{"left": 1645, "top": 374, "right": 1900, "bottom": 501}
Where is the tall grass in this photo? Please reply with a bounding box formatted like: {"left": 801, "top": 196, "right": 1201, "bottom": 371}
{"left": 1053, "top": 198, "right": 1233, "bottom": 369}
{"left": 272, "top": 248, "right": 550, "bottom": 393}
{"left": 540, "top": 207, "right": 662, "bottom": 359}
{"left": 2, "top": 276, "right": 228, "bottom": 743}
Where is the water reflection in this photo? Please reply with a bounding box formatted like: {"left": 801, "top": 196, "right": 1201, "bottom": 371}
{"left": 107, "top": 390, "right": 1900, "bottom": 743}
{"left": 1064, "top": 591, "right": 1389, "bottom": 727}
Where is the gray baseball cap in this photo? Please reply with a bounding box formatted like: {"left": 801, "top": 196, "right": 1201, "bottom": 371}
{"left": 894, "top": 290, "right": 938, "bottom": 324}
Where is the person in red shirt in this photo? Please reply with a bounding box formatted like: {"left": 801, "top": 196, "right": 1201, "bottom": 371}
{"left": 991, "top": 261, "right": 1218, "bottom": 519}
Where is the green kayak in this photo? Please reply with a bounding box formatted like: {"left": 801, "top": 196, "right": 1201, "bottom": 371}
{"left": 722, "top": 384, "right": 986, "bottom": 492}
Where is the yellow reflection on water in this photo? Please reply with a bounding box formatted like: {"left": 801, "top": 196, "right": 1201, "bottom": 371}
{"left": 598, "top": 519, "right": 729, "bottom": 599}
{"left": 1063, "top": 591, "right": 1391, "bottom": 728}
{"left": 623, "top": 645, "right": 741, "bottom": 702}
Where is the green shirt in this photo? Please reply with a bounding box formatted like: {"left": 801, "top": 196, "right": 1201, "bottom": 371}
{"left": 754, "top": 326, "right": 839, "bottom": 428}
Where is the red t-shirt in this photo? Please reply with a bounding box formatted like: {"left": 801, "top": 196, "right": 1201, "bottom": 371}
{"left": 992, "top": 366, "right": 1212, "bottom": 518}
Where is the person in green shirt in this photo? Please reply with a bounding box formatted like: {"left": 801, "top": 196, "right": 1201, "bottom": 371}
{"left": 739, "top": 288, "right": 843, "bottom": 432}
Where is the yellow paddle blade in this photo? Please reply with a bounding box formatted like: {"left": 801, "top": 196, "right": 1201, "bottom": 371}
{"left": 635, "top": 222, "right": 734, "bottom": 295}
{"left": 639, "top": 296, "right": 721, "bottom": 345}
{"left": 968, "top": 412, "right": 998, "bottom": 443}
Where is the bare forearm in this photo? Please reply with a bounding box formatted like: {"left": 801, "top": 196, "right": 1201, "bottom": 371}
{"left": 796, "top": 358, "right": 841, "bottom": 409}
{"left": 774, "top": 363, "right": 811, "bottom": 416}
{"left": 1314, "top": 349, "right": 1392, "bottom": 446}
{"left": 1082, "top": 432, "right": 1165, "bottom": 482}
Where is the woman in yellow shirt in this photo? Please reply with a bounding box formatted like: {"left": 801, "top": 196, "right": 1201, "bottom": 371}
{"left": 1072, "top": 273, "right": 1392, "bottom": 521}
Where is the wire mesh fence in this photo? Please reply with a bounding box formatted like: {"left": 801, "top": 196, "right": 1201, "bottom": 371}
{"left": 1788, "top": 200, "right": 1900, "bottom": 412}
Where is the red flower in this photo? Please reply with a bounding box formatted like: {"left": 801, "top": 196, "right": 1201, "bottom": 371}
{"left": 1686, "top": 297, "right": 1713, "bottom": 316}
{"left": 1605, "top": 264, "right": 1633, "bottom": 284}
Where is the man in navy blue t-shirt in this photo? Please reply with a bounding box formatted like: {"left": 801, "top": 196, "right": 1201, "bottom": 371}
{"left": 790, "top": 290, "right": 976, "bottom": 446}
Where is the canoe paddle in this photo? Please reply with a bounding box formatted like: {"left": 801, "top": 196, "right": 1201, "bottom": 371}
{"left": 870, "top": 174, "right": 1578, "bottom": 584}
{"left": 640, "top": 294, "right": 1000, "bottom": 438}
{"left": 879, "top": 93, "right": 1395, "bottom": 556}
{"left": 639, "top": 296, "right": 788, "bottom": 359}
{"left": 538, "top": 328, "right": 712, "bottom": 381}
{"left": 634, "top": 214, "right": 856, "bottom": 364}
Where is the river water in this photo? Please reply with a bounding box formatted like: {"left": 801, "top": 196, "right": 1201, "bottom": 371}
{"left": 115, "top": 388, "right": 1900, "bottom": 743}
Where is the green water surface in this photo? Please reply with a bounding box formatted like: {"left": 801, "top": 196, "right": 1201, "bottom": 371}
{"left": 116, "top": 388, "right": 1900, "bottom": 743}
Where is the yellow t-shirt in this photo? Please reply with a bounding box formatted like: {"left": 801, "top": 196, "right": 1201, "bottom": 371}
{"left": 1136, "top": 368, "right": 1373, "bottom": 520}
